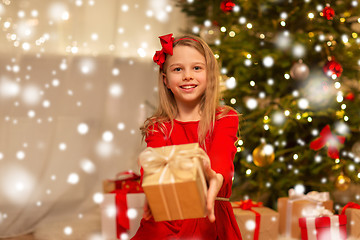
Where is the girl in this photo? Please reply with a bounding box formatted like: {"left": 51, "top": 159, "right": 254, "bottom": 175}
{"left": 132, "top": 33, "right": 242, "bottom": 240}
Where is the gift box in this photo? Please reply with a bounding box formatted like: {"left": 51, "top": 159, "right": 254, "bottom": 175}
{"left": 139, "top": 143, "right": 208, "bottom": 222}
{"left": 100, "top": 191, "right": 145, "bottom": 240}
{"left": 299, "top": 215, "right": 347, "bottom": 240}
{"left": 341, "top": 202, "right": 360, "bottom": 239}
{"left": 278, "top": 190, "right": 333, "bottom": 239}
{"left": 232, "top": 200, "right": 279, "bottom": 240}
{"left": 102, "top": 171, "right": 142, "bottom": 193}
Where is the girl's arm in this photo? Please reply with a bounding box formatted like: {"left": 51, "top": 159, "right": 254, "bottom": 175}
{"left": 205, "top": 111, "right": 239, "bottom": 222}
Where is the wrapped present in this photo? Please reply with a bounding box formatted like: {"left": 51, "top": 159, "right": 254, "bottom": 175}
{"left": 100, "top": 190, "right": 145, "bottom": 240}
{"left": 341, "top": 202, "right": 360, "bottom": 239}
{"left": 232, "top": 200, "right": 279, "bottom": 240}
{"left": 139, "top": 143, "right": 208, "bottom": 222}
{"left": 278, "top": 189, "right": 333, "bottom": 239}
{"left": 102, "top": 171, "right": 142, "bottom": 193}
{"left": 299, "top": 207, "right": 347, "bottom": 240}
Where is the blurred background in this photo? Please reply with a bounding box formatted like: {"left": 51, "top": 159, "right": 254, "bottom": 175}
{"left": 1, "top": 0, "right": 360, "bottom": 239}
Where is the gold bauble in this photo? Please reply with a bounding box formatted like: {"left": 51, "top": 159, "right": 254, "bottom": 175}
{"left": 335, "top": 174, "right": 351, "bottom": 191}
{"left": 252, "top": 143, "right": 275, "bottom": 167}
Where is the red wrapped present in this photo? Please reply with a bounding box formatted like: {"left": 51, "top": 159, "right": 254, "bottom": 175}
{"left": 100, "top": 189, "right": 145, "bottom": 240}
{"left": 102, "top": 171, "right": 142, "bottom": 193}
{"left": 299, "top": 210, "right": 347, "bottom": 240}
{"left": 232, "top": 200, "right": 279, "bottom": 240}
{"left": 278, "top": 189, "right": 333, "bottom": 239}
{"left": 341, "top": 202, "right": 360, "bottom": 239}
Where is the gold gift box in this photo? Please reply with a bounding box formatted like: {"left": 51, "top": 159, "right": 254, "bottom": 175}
{"left": 343, "top": 207, "right": 360, "bottom": 240}
{"left": 278, "top": 195, "right": 333, "bottom": 239}
{"left": 232, "top": 203, "right": 279, "bottom": 240}
{"left": 140, "top": 143, "right": 207, "bottom": 222}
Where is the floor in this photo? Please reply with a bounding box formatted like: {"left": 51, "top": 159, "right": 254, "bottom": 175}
{"left": 2, "top": 234, "right": 35, "bottom": 240}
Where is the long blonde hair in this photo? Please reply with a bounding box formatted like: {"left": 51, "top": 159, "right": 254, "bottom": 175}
{"left": 141, "top": 34, "right": 234, "bottom": 147}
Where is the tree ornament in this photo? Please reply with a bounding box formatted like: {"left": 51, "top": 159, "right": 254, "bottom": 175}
{"left": 220, "top": 0, "right": 235, "bottom": 13}
{"left": 352, "top": 141, "right": 360, "bottom": 158}
{"left": 322, "top": 5, "right": 335, "bottom": 20}
{"left": 345, "top": 92, "right": 355, "bottom": 101}
{"left": 252, "top": 143, "right": 275, "bottom": 167}
{"left": 290, "top": 60, "right": 310, "bottom": 80}
{"left": 323, "top": 58, "right": 343, "bottom": 78}
{"left": 310, "top": 125, "right": 346, "bottom": 159}
{"left": 335, "top": 173, "right": 351, "bottom": 191}
{"left": 200, "top": 25, "right": 221, "bottom": 44}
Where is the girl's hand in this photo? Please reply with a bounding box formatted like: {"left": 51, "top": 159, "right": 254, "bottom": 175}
{"left": 143, "top": 199, "right": 153, "bottom": 220}
{"left": 203, "top": 161, "right": 224, "bottom": 223}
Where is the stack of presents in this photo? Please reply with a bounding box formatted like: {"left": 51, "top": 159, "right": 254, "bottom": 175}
{"left": 100, "top": 143, "right": 360, "bottom": 240}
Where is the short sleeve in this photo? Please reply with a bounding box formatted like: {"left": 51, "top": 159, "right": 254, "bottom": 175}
{"left": 207, "top": 111, "right": 239, "bottom": 191}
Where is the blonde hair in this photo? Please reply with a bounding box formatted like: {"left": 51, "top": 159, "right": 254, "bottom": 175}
{"left": 141, "top": 34, "right": 234, "bottom": 147}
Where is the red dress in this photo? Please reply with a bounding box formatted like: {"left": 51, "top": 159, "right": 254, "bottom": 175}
{"left": 132, "top": 110, "right": 242, "bottom": 240}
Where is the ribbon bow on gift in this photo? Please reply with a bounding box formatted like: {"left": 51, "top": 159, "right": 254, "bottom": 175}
{"left": 302, "top": 206, "right": 333, "bottom": 218}
{"left": 288, "top": 189, "right": 330, "bottom": 202}
{"left": 233, "top": 199, "right": 263, "bottom": 210}
{"left": 233, "top": 200, "right": 263, "bottom": 240}
{"left": 341, "top": 202, "right": 360, "bottom": 215}
{"left": 153, "top": 33, "right": 174, "bottom": 70}
{"left": 310, "top": 125, "right": 345, "bottom": 159}
{"left": 139, "top": 145, "right": 209, "bottom": 181}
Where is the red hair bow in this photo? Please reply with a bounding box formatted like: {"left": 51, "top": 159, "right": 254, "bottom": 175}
{"left": 310, "top": 125, "right": 345, "bottom": 159}
{"left": 153, "top": 33, "right": 174, "bottom": 69}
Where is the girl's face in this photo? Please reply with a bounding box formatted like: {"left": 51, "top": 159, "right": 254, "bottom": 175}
{"left": 163, "top": 45, "right": 207, "bottom": 110}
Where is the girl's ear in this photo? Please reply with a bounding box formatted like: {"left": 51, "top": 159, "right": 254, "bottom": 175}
{"left": 162, "top": 73, "right": 169, "bottom": 88}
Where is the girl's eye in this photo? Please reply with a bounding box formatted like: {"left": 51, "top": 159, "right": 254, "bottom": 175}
{"left": 194, "top": 66, "right": 202, "bottom": 70}
{"left": 173, "top": 67, "right": 182, "bottom": 72}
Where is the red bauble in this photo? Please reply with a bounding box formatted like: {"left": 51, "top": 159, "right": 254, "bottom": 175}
{"left": 323, "top": 58, "right": 343, "bottom": 78}
{"left": 220, "top": 0, "right": 235, "bottom": 12}
{"left": 345, "top": 92, "right": 355, "bottom": 101}
{"left": 322, "top": 6, "right": 335, "bottom": 20}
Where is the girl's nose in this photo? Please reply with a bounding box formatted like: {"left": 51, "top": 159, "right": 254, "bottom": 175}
{"left": 183, "top": 70, "right": 193, "bottom": 81}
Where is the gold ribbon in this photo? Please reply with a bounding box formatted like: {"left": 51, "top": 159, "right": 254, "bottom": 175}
{"left": 139, "top": 144, "right": 209, "bottom": 220}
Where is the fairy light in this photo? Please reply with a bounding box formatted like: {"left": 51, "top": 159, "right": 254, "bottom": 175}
{"left": 246, "top": 23, "right": 252, "bottom": 29}
{"left": 284, "top": 110, "right": 290, "bottom": 116}
{"left": 220, "top": 26, "right": 226, "bottom": 32}
{"left": 230, "top": 98, "right": 236, "bottom": 104}
{"left": 229, "top": 31, "right": 236, "bottom": 37}
{"left": 307, "top": 117, "right": 312, "bottom": 122}
{"left": 250, "top": 81, "right": 255, "bottom": 86}
{"left": 267, "top": 78, "right": 274, "bottom": 85}
{"left": 315, "top": 45, "right": 321, "bottom": 52}
{"left": 308, "top": 12, "right": 315, "bottom": 19}
{"left": 344, "top": 116, "right": 349, "bottom": 121}
{"left": 239, "top": 17, "right": 246, "bottom": 24}
{"left": 263, "top": 56, "right": 274, "bottom": 68}
{"left": 284, "top": 73, "right": 290, "bottom": 79}
{"left": 244, "top": 59, "right": 252, "bottom": 66}
{"left": 280, "top": 21, "right": 286, "bottom": 26}
{"left": 293, "top": 154, "right": 299, "bottom": 160}
{"left": 315, "top": 155, "right": 322, "bottom": 163}
{"left": 246, "top": 169, "right": 252, "bottom": 175}
{"left": 341, "top": 104, "right": 346, "bottom": 110}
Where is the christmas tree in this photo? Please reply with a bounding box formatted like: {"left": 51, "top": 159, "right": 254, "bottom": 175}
{"left": 177, "top": 0, "right": 360, "bottom": 208}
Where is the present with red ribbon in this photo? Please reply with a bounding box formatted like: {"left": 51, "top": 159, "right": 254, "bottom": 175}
{"left": 278, "top": 189, "right": 333, "bottom": 239}
{"left": 102, "top": 171, "right": 142, "bottom": 194}
{"left": 231, "top": 200, "right": 279, "bottom": 240}
{"left": 299, "top": 208, "right": 347, "bottom": 240}
{"left": 341, "top": 202, "right": 360, "bottom": 239}
{"left": 139, "top": 143, "right": 208, "bottom": 222}
{"left": 100, "top": 188, "right": 145, "bottom": 240}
